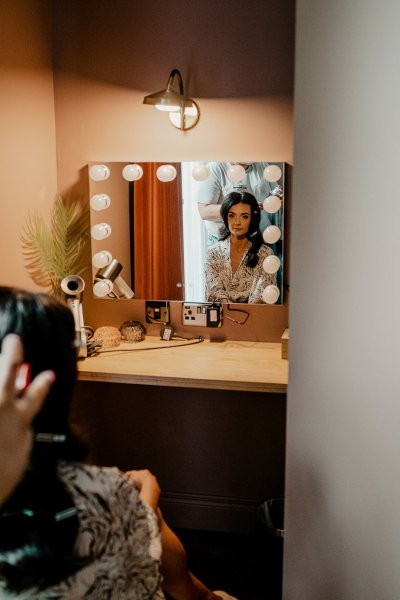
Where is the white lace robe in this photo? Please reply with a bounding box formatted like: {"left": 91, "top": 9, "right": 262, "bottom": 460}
{"left": 205, "top": 239, "right": 276, "bottom": 304}
{"left": 0, "top": 463, "right": 165, "bottom": 599}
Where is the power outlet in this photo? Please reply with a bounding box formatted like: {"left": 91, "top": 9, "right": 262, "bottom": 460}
{"left": 146, "top": 300, "right": 170, "bottom": 324}
{"left": 182, "top": 302, "right": 223, "bottom": 327}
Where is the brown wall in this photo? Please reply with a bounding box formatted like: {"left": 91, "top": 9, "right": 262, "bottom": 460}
{"left": 72, "top": 381, "right": 286, "bottom": 534}
{"left": 0, "top": 0, "right": 57, "bottom": 289}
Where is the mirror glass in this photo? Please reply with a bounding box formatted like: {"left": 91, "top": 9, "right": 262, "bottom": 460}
{"left": 89, "top": 161, "right": 286, "bottom": 305}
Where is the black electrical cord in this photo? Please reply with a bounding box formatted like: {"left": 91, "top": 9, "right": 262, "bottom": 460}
{"left": 159, "top": 325, "right": 202, "bottom": 341}
{"left": 224, "top": 304, "right": 250, "bottom": 325}
{"left": 87, "top": 336, "right": 204, "bottom": 356}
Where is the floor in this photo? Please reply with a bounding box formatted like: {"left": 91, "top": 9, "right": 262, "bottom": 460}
{"left": 172, "top": 528, "right": 283, "bottom": 600}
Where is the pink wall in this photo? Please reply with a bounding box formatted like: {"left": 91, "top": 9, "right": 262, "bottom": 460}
{"left": 0, "top": 0, "right": 57, "bottom": 289}
{"left": 1, "top": 0, "right": 295, "bottom": 341}
{"left": 52, "top": 0, "right": 295, "bottom": 341}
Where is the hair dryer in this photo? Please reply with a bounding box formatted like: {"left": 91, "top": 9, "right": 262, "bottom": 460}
{"left": 93, "top": 259, "right": 134, "bottom": 299}
{"left": 61, "top": 275, "right": 87, "bottom": 358}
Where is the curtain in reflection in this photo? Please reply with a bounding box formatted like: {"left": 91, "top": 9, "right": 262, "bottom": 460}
{"left": 133, "top": 163, "right": 184, "bottom": 300}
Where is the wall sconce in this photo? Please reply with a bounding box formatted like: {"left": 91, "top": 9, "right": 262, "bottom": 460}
{"left": 143, "top": 68, "right": 200, "bottom": 131}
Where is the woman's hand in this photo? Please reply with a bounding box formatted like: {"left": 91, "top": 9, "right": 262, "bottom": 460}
{"left": 124, "top": 469, "right": 161, "bottom": 511}
{"left": 0, "top": 334, "right": 55, "bottom": 505}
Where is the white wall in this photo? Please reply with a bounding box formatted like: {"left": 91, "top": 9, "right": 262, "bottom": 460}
{"left": 284, "top": 1, "right": 400, "bottom": 597}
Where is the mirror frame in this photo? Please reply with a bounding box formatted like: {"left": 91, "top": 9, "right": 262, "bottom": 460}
{"left": 88, "top": 161, "right": 287, "bottom": 306}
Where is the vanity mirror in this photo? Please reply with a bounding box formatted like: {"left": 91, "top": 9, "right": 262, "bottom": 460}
{"left": 88, "top": 161, "right": 286, "bottom": 305}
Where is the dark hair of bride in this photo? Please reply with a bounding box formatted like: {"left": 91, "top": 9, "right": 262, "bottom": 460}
{"left": 218, "top": 191, "right": 264, "bottom": 268}
{"left": 0, "top": 287, "right": 88, "bottom": 593}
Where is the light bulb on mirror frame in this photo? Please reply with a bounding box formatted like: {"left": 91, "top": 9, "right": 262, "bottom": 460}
{"left": 262, "top": 255, "right": 281, "bottom": 275}
{"left": 91, "top": 223, "right": 112, "bottom": 241}
{"left": 90, "top": 194, "right": 111, "bottom": 211}
{"left": 156, "top": 164, "right": 177, "bottom": 182}
{"left": 191, "top": 165, "right": 210, "bottom": 181}
{"left": 92, "top": 251, "right": 113, "bottom": 269}
{"left": 263, "top": 195, "right": 282, "bottom": 214}
{"left": 262, "top": 284, "right": 280, "bottom": 304}
{"left": 89, "top": 164, "right": 110, "bottom": 181}
{"left": 93, "top": 279, "right": 113, "bottom": 298}
{"left": 263, "top": 164, "right": 282, "bottom": 183}
{"left": 122, "top": 164, "right": 144, "bottom": 181}
{"left": 263, "top": 225, "right": 281, "bottom": 244}
{"left": 227, "top": 164, "right": 246, "bottom": 183}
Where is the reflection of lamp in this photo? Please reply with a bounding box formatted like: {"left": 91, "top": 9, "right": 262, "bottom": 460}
{"left": 143, "top": 69, "right": 200, "bottom": 131}
{"left": 93, "top": 259, "right": 134, "bottom": 299}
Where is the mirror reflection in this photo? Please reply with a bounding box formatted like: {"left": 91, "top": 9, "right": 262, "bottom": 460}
{"left": 88, "top": 161, "right": 286, "bottom": 305}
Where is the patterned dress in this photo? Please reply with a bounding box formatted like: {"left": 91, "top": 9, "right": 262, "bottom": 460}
{"left": 0, "top": 463, "right": 165, "bottom": 599}
{"left": 205, "top": 239, "right": 276, "bottom": 304}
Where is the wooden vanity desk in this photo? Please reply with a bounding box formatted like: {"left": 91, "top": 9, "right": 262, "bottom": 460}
{"left": 77, "top": 337, "right": 288, "bottom": 393}
{"left": 74, "top": 337, "right": 288, "bottom": 534}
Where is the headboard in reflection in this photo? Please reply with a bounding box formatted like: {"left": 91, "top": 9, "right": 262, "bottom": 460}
{"left": 88, "top": 161, "right": 286, "bottom": 305}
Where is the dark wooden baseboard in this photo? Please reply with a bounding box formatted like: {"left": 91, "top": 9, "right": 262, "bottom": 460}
{"left": 160, "top": 490, "right": 259, "bottom": 534}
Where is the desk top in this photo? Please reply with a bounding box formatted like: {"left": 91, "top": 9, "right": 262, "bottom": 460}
{"left": 77, "top": 336, "right": 288, "bottom": 393}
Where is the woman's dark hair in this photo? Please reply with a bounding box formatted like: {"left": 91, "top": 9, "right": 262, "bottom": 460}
{"left": 0, "top": 287, "right": 88, "bottom": 593}
{"left": 218, "top": 191, "right": 264, "bottom": 268}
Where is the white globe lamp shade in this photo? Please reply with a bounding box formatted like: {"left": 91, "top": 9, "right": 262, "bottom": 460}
{"left": 263, "top": 225, "right": 281, "bottom": 244}
{"left": 156, "top": 164, "right": 177, "bottom": 182}
{"left": 89, "top": 164, "right": 110, "bottom": 181}
{"left": 227, "top": 164, "right": 246, "bottom": 183}
{"left": 93, "top": 279, "right": 113, "bottom": 298}
{"left": 92, "top": 251, "right": 113, "bottom": 269}
{"left": 90, "top": 194, "right": 111, "bottom": 211}
{"left": 262, "top": 284, "right": 280, "bottom": 304}
{"left": 263, "top": 195, "right": 281, "bottom": 214}
{"left": 262, "top": 255, "right": 281, "bottom": 274}
{"left": 91, "top": 223, "right": 112, "bottom": 241}
{"left": 122, "top": 164, "right": 143, "bottom": 181}
{"left": 263, "top": 165, "right": 282, "bottom": 183}
{"left": 192, "top": 165, "right": 210, "bottom": 181}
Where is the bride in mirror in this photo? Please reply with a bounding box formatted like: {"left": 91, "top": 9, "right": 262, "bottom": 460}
{"left": 204, "top": 192, "right": 276, "bottom": 304}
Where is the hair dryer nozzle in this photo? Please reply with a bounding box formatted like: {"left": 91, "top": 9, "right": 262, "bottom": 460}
{"left": 61, "top": 275, "right": 85, "bottom": 296}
